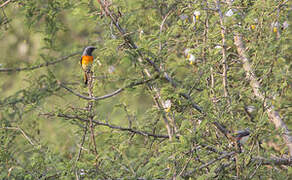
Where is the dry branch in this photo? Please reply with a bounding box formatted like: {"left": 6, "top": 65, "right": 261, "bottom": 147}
{"left": 86, "top": 71, "right": 99, "bottom": 166}
{"left": 183, "top": 151, "right": 236, "bottom": 177}
{"left": 253, "top": 156, "right": 292, "bottom": 166}
{"left": 96, "top": 0, "right": 203, "bottom": 115}
{"left": 0, "top": 52, "right": 80, "bottom": 72}
{"left": 214, "top": 0, "right": 230, "bottom": 104}
{"left": 58, "top": 76, "right": 158, "bottom": 101}
{"left": 234, "top": 34, "right": 292, "bottom": 156}
{"left": 183, "top": 151, "right": 292, "bottom": 178}
{"left": 0, "top": 127, "right": 36, "bottom": 146}
{"left": 49, "top": 113, "right": 174, "bottom": 139}
{"left": 0, "top": 0, "right": 12, "bottom": 8}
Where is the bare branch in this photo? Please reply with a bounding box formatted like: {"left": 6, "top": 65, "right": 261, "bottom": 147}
{"left": 180, "top": 93, "right": 204, "bottom": 114}
{"left": 151, "top": 89, "right": 174, "bottom": 140}
{"left": 86, "top": 70, "right": 99, "bottom": 166}
{"left": 183, "top": 151, "right": 237, "bottom": 177}
{"left": 234, "top": 34, "right": 292, "bottom": 156}
{"left": 183, "top": 150, "right": 292, "bottom": 178}
{"left": 60, "top": 82, "right": 123, "bottom": 101}
{"left": 159, "top": 9, "right": 173, "bottom": 51}
{"left": 1, "top": 127, "right": 36, "bottom": 146}
{"left": 214, "top": 0, "right": 231, "bottom": 104}
{"left": 75, "top": 122, "right": 88, "bottom": 164}
{"left": 0, "top": 52, "right": 80, "bottom": 73}
{"left": 0, "top": 0, "right": 12, "bottom": 8}
{"left": 44, "top": 113, "right": 174, "bottom": 139}
{"left": 213, "top": 121, "right": 231, "bottom": 139}
{"left": 58, "top": 76, "right": 158, "bottom": 101}
{"left": 253, "top": 156, "right": 292, "bottom": 166}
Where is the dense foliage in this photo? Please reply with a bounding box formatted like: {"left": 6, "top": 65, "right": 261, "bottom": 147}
{"left": 0, "top": 0, "right": 291, "bottom": 179}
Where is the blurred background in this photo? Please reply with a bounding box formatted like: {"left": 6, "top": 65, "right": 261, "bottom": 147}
{"left": 0, "top": 0, "right": 291, "bottom": 179}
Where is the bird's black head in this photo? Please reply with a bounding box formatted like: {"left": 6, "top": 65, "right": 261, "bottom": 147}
{"left": 82, "top": 46, "right": 97, "bottom": 56}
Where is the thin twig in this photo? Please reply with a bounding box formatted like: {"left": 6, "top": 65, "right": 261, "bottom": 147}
{"left": 213, "top": 121, "right": 233, "bottom": 140}
{"left": 60, "top": 82, "right": 123, "bottom": 101}
{"left": 159, "top": 9, "right": 173, "bottom": 51}
{"left": 178, "top": 148, "right": 194, "bottom": 176}
{"left": 0, "top": 127, "right": 35, "bottom": 145}
{"left": 73, "top": 122, "right": 88, "bottom": 179}
{"left": 58, "top": 76, "right": 158, "bottom": 101}
{"left": 151, "top": 89, "right": 174, "bottom": 140}
{"left": 253, "top": 156, "right": 292, "bottom": 166}
{"left": 86, "top": 71, "right": 99, "bottom": 169}
{"left": 0, "top": 52, "right": 80, "bottom": 72}
{"left": 248, "top": 161, "right": 262, "bottom": 179}
{"left": 42, "top": 113, "right": 175, "bottom": 139}
{"left": 75, "top": 122, "right": 89, "bottom": 163}
{"left": 183, "top": 151, "right": 236, "bottom": 177}
{"left": 214, "top": 0, "right": 231, "bottom": 105}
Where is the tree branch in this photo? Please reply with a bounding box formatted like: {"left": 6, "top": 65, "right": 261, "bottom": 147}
{"left": 234, "top": 34, "right": 292, "bottom": 156}
{"left": 75, "top": 122, "right": 88, "bottom": 164}
{"left": 183, "top": 151, "right": 236, "bottom": 177}
{"left": 43, "top": 113, "right": 174, "bottom": 139}
{"left": 214, "top": 0, "right": 231, "bottom": 104}
{"left": 58, "top": 76, "right": 158, "bottom": 101}
{"left": 0, "top": 127, "right": 36, "bottom": 146}
{"left": 96, "top": 0, "right": 203, "bottom": 114}
{"left": 0, "top": 0, "right": 12, "bottom": 8}
{"left": 0, "top": 52, "right": 80, "bottom": 72}
{"left": 253, "top": 156, "right": 292, "bottom": 166}
{"left": 183, "top": 151, "right": 292, "bottom": 178}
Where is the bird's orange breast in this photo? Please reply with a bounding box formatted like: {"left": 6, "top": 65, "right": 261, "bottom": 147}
{"left": 82, "top": 55, "right": 94, "bottom": 65}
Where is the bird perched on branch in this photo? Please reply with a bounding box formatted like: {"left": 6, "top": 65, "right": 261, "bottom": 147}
{"left": 234, "top": 129, "right": 250, "bottom": 144}
{"left": 80, "top": 46, "right": 96, "bottom": 85}
{"left": 213, "top": 122, "right": 250, "bottom": 153}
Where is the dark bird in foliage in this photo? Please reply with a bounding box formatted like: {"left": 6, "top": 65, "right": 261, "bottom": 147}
{"left": 213, "top": 122, "right": 250, "bottom": 153}
{"left": 234, "top": 129, "right": 250, "bottom": 153}
{"left": 80, "top": 46, "right": 96, "bottom": 85}
{"left": 235, "top": 129, "right": 250, "bottom": 144}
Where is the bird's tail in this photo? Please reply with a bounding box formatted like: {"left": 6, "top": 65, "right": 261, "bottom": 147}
{"left": 84, "top": 72, "right": 88, "bottom": 85}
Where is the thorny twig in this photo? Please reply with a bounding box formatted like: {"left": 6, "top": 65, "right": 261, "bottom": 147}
{"left": 58, "top": 76, "right": 158, "bottom": 101}
{"left": 0, "top": 52, "right": 80, "bottom": 72}
{"left": 41, "top": 113, "right": 177, "bottom": 139}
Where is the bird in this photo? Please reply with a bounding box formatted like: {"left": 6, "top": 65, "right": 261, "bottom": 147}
{"left": 213, "top": 122, "right": 250, "bottom": 152}
{"left": 80, "top": 46, "right": 96, "bottom": 85}
{"left": 234, "top": 129, "right": 250, "bottom": 153}
{"left": 234, "top": 129, "right": 250, "bottom": 145}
